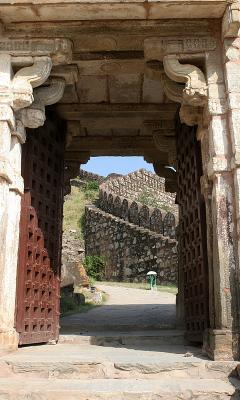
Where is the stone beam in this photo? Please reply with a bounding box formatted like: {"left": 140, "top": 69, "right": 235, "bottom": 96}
{"left": 56, "top": 103, "right": 178, "bottom": 121}
{"left": 68, "top": 135, "right": 157, "bottom": 151}
{"left": 0, "top": 2, "right": 228, "bottom": 24}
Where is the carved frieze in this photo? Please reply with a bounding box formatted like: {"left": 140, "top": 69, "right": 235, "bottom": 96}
{"left": 0, "top": 39, "right": 72, "bottom": 65}
{"left": 144, "top": 37, "right": 216, "bottom": 61}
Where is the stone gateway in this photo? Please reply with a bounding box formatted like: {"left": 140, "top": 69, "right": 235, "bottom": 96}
{"left": 0, "top": 1, "right": 239, "bottom": 363}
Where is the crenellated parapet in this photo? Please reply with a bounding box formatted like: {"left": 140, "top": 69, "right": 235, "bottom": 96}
{"left": 98, "top": 188, "right": 176, "bottom": 239}
{"left": 101, "top": 168, "right": 176, "bottom": 206}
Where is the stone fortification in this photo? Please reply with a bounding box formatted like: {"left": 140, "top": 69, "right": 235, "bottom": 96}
{"left": 85, "top": 205, "right": 177, "bottom": 284}
{"left": 98, "top": 189, "right": 176, "bottom": 239}
{"left": 101, "top": 169, "right": 178, "bottom": 215}
{"left": 71, "top": 169, "right": 105, "bottom": 189}
{"left": 85, "top": 169, "right": 178, "bottom": 284}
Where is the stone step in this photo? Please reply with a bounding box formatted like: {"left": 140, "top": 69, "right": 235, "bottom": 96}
{"left": 58, "top": 330, "right": 185, "bottom": 346}
{"left": 0, "top": 377, "right": 238, "bottom": 399}
{"left": 1, "top": 343, "right": 239, "bottom": 380}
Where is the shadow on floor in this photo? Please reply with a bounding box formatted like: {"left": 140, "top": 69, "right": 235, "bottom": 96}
{"left": 60, "top": 303, "right": 177, "bottom": 332}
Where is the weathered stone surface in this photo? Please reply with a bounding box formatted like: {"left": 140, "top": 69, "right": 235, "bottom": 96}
{"left": 85, "top": 205, "right": 177, "bottom": 283}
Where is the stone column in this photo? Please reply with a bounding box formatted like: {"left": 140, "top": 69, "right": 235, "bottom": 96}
{"left": 1, "top": 118, "right": 25, "bottom": 348}
{"left": 0, "top": 54, "right": 17, "bottom": 346}
{"left": 221, "top": 2, "right": 240, "bottom": 359}
{"left": 202, "top": 32, "right": 238, "bottom": 359}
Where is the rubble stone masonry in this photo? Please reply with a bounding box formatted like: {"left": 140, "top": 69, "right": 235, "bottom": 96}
{"left": 85, "top": 170, "right": 178, "bottom": 284}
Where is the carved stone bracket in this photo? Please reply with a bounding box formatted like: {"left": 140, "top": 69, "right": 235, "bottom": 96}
{"left": 144, "top": 37, "right": 211, "bottom": 127}
{"left": 12, "top": 56, "right": 52, "bottom": 110}
{"left": 161, "top": 74, "right": 184, "bottom": 104}
{"left": 21, "top": 77, "right": 66, "bottom": 129}
{"left": 163, "top": 55, "right": 207, "bottom": 107}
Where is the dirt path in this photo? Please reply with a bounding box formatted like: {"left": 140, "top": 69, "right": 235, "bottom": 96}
{"left": 61, "top": 284, "right": 176, "bottom": 333}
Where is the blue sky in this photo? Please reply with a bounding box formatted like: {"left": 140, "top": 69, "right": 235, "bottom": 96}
{"left": 81, "top": 156, "right": 154, "bottom": 177}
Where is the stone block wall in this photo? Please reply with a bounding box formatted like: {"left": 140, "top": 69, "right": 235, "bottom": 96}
{"left": 85, "top": 205, "right": 178, "bottom": 284}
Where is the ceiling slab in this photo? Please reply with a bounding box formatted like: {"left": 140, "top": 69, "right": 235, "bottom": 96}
{"left": 0, "top": 1, "right": 228, "bottom": 23}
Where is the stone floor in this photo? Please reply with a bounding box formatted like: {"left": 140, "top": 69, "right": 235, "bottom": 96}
{"left": 61, "top": 284, "right": 176, "bottom": 333}
{"left": 0, "top": 285, "right": 239, "bottom": 399}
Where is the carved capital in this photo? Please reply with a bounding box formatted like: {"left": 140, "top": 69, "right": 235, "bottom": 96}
{"left": 12, "top": 56, "right": 52, "bottom": 110}
{"left": 163, "top": 55, "right": 207, "bottom": 107}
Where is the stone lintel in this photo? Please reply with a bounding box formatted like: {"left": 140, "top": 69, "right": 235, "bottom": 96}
{"left": 57, "top": 103, "right": 178, "bottom": 121}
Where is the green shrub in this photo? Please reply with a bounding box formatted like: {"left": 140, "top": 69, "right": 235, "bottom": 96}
{"left": 84, "top": 180, "right": 99, "bottom": 191}
{"left": 83, "top": 255, "right": 106, "bottom": 281}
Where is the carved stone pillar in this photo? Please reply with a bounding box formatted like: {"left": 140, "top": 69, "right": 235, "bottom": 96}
{"left": 220, "top": 2, "right": 240, "bottom": 359}
{"left": 144, "top": 35, "right": 240, "bottom": 359}
{"left": 1, "top": 118, "right": 25, "bottom": 348}
{"left": 0, "top": 39, "right": 71, "bottom": 349}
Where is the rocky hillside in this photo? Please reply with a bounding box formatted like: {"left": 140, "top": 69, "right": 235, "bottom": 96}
{"left": 61, "top": 174, "right": 100, "bottom": 287}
